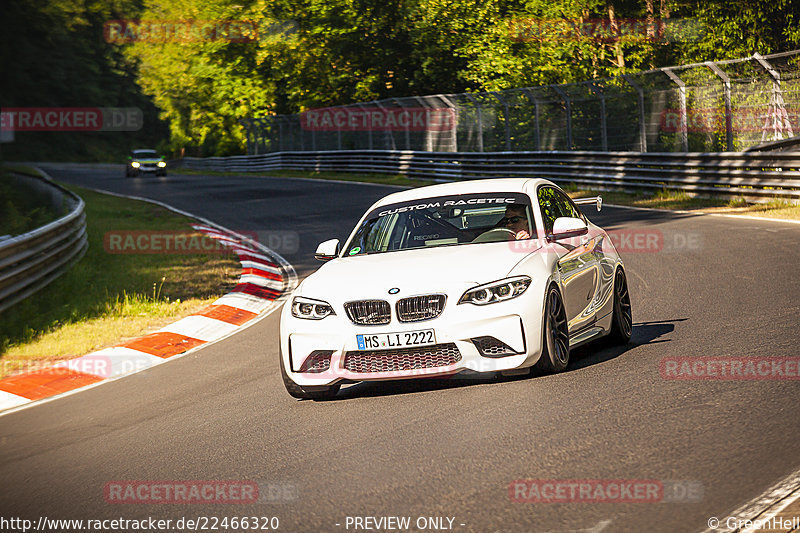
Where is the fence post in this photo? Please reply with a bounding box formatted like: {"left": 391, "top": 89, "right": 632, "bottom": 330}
{"left": 552, "top": 86, "right": 573, "bottom": 150}
{"left": 393, "top": 98, "right": 411, "bottom": 150}
{"left": 663, "top": 68, "right": 689, "bottom": 152}
{"left": 753, "top": 52, "right": 794, "bottom": 142}
{"left": 492, "top": 91, "right": 512, "bottom": 151}
{"left": 587, "top": 82, "right": 608, "bottom": 151}
{"left": 521, "top": 89, "right": 541, "bottom": 151}
{"left": 436, "top": 94, "right": 458, "bottom": 152}
{"left": 621, "top": 75, "right": 647, "bottom": 152}
{"left": 336, "top": 105, "right": 343, "bottom": 150}
{"left": 464, "top": 93, "right": 484, "bottom": 152}
{"left": 706, "top": 61, "right": 733, "bottom": 151}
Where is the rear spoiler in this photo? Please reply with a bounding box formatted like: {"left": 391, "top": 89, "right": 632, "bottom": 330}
{"left": 574, "top": 195, "right": 602, "bottom": 212}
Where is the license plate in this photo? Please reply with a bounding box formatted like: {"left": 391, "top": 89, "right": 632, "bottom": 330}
{"left": 356, "top": 329, "right": 436, "bottom": 350}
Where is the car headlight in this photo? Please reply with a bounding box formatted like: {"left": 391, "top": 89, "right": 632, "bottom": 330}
{"left": 291, "top": 296, "right": 336, "bottom": 320}
{"left": 131, "top": 161, "right": 140, "bottom": 168}
{"left": 459, "top": 276, "right": 531, "bottom": 305}
{"left": 157, "top": 161, "right": 166, "bottom": 168}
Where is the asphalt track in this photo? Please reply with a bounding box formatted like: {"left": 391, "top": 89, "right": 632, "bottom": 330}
{"left": 1, "top": 165, "right": 799, "bottom": 533}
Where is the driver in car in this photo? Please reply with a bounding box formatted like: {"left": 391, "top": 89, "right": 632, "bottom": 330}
{"left": 498, "top": 204, "right": 531, "bottom": 240}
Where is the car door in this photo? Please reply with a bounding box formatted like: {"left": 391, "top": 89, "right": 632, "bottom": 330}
{"left": 537, "top": 186, "right": 600, "bottom": 335}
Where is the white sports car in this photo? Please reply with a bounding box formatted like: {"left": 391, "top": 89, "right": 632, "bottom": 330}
{"left": 279, "top": 178, "right": 632, "bottom": 399}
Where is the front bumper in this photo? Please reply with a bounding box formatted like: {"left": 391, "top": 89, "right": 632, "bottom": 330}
{"left": 279, "top": 288, "right": 547, "bottom": 387}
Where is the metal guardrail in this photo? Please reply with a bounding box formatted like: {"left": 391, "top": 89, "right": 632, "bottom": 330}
{"left": 175, "top": 150, "right": 800, "bottom": 201}
{"left": 0, "top": 172, "right": 88, "bottom": 314}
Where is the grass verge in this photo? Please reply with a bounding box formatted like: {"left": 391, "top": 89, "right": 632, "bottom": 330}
{"left": 174, "top": 167, "right": 800, "bottom": 221}
{"left": 0, "top": 181, "right": 240, "bottom": 378}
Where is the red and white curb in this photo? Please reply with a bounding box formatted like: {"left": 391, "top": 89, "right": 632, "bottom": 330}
{"left": 0, "top": 188, "right": 297, "bottom": 416}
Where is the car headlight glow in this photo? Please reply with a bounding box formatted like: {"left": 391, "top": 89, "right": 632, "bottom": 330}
{"left": 459, "top": 276, "right": 531, "bottom": 305}
{"left": 157, "top": 161, "right": 166, "bottom": 168}
{"left": 131, "top": 161, "right": 140, "bottom": 168}
{"left": 291, "top": 296, "right": 336, "bottom": 320}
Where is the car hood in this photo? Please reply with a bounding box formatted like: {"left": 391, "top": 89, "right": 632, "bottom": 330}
{"left": 298, "top": 240, "right": 543, "bottom": 301}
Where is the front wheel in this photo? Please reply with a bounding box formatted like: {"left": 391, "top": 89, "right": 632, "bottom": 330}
{"left": 607, "top": 268, "right": 632, "bottom": 344}
{"left": 535, "top": 285, "right": 570, "bottom": 373}
{"left": 279, "top": 351, "right": 340, "bottom": 400}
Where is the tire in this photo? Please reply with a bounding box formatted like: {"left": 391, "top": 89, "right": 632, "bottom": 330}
{"left": 535, "top": 285, "right": 570, "bottom": 373}
{"left": 279, "top": 350, "right": 340, "bottom": 400}
{"left": 607, "top": 268, "right": 633, "bottom": 345}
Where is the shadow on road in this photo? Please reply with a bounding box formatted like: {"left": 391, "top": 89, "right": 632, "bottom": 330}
{"left": 568, "top": 318, "right": 684, "bottom": 371}
{"left": 323, "top": 318, "right": 686, "bottom": 401}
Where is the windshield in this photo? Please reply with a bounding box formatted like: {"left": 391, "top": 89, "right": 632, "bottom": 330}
{"left": 344, "top": 193, "right": 536, "bottom": 256}
{"left": 133, "top": 150, "right": 157, "bottom": 158}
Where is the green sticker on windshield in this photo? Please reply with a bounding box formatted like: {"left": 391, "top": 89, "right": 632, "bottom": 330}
{"left": 349, "top": 247, "right": 361, "bottom": 255}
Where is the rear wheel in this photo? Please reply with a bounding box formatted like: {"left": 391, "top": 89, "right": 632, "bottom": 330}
{"left": 535, "top": 285, "right": 570, "bottom": 373}
{"left": 607, "top": 268, "right": 632, "bottom": 344}
{"left": 279, "top": 351, "right": 340, "bottom": 400}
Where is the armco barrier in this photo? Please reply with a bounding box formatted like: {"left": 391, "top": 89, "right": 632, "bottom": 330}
{"left": 174, "top": 150, "right": 800, "bottom": 202}
{"left": 0, "top": 173, "right": 88, "bottom": 313}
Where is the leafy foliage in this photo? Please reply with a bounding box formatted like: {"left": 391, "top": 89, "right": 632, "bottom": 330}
{"left": 4, "top": 0, "right": 799, "bottom": 156}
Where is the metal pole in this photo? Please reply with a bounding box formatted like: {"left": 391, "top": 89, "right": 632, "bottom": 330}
{"left": 706, "top": 61, "right": 733, "bottom": 151}
{"left": 552, "top": 86, "right": 572, "bottom": 150}
{"left": 391, "top": 98, "right": 411, "bottom": 150}
{"left": 240, "top": 119, "right": 252, "bottom": 155}
{"left": 411, "top": 96, "right": 430, "bottom": 151}
{"left": 436, "top": 94, "right": 458, "bottom": 152}
{"left": 663, "top": 68, "right": 688, "bottom": 152}
{"left": 492, "top": 91, "right": 512, "bottom": 151}
{"left": 587, "top": 82, "right": 608, "bottom": 151}
{"left": 753, "top": 52, "right": 793, "bottom": 141}
{"left": 356, "top": 103, "right": 373, "bottom": 150}
{"left": 336, "top": 105, "right": 343, "bottom": 150}
{"left": 464, "top": 93, "right": 484, "bottom": 152}
{"left": 621, "top": 75, "right": 647, "bottom": 152}
{"left": 521, "top": 89, "right": 541, "bottom": 151}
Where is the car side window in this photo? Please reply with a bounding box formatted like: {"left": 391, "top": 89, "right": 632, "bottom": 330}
{"left": 538, "top": 186, "right": 584, "bottom": 233}
{"left": 537, "top": 187, "right": 563, "bottom": 233}
{"left": 556, "top": 190, "right": 584, "bottom": 221}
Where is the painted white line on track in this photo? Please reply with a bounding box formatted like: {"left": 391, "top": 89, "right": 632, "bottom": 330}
{"left": 158, "top": 315, "right": 240, "bottom": 342}
{"left": 602, "top": 203, "right": 800, "bottom": 226}
{"left": 700, "top": 467, "right": 800, "bottom": 532}
{"left": 213, "top": 293, "right": 276, "bottom": 313}
{"left": 52, "top": 347, "right": 164, "bottom": 378}
{"left": 0, "top": 391, "right": 31, "bottom": 410}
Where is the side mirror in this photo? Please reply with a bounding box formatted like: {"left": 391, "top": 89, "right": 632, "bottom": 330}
{"left": 548, "top": 217, "right": 588, "bottom": 241}
{"left": 314, "top": 239, "right": 340, "bottom": 261}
